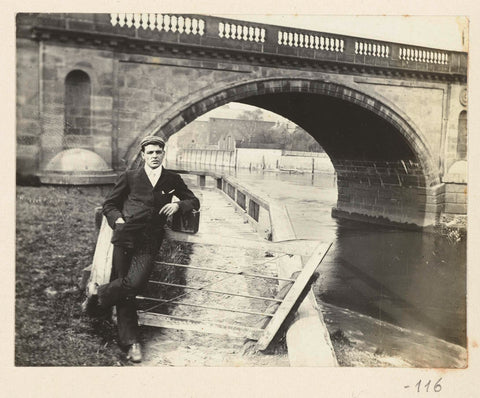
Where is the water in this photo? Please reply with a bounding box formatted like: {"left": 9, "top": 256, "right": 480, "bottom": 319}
{"left": 171, "top": 162, "right": 467, "bottom": 347}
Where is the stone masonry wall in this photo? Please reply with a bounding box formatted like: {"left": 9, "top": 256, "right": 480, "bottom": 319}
{"left": 444, "top": 183, "right": 467, "bottom": 215}
{"left": 38, "top": 42, "right": 114, "bottom": 169}
{"left": 363, "top": 82, "right": 445, "bottom": 159}
{"left": 17, "top": 40, "right": 459, "bottom": 181}
{"left": 16, "top": 38, "right": 40, "bottom": 174}
{"left": 332, "top": 159, "right": 445, "bottom": 226}
{"left": 445, "top": 84, "right": 468, "bottom": 173}
{"left": 115, "top": 56, "right": 246, "bottom": 169}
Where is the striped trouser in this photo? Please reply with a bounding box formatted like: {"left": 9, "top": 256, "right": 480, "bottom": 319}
{"left": 98, "top": 229, "right": 163, "bottom": 346}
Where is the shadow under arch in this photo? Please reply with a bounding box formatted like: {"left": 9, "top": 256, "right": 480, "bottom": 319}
{"left": 126, "top": 77, "right": 438, "bottom": 186}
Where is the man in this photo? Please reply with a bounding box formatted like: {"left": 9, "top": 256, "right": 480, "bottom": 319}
{"left": 84, "top": 135, "right": 200, "bottom": 362}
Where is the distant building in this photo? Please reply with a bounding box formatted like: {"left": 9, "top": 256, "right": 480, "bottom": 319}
{"left": 172, "top": 117, "right": 277, "bottom": 150}
{"left": 211, "top": 117, "right": 276, "bottom": 149}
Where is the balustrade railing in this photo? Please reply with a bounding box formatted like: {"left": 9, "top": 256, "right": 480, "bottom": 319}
{"left": 399, "top": 47, "right": 448, "bottom": 64}
{"left": 110, "top": 13, "right": 205, "bottom": 35}
{"left": 355, "top": 41, "right": 390, "bottom": 58}
{"left": 218, "top": 21, "right": 266, "bottom": 42}
{"left": 278, "top": 30, "right": 344, "bottom": 52}
{"left": 25, "top": 13, "right": 466, "bottom": 76}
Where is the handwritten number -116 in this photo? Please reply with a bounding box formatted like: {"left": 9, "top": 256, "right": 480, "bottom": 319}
{"left": 415, "top": 378, "right": 442, "bottom": 393}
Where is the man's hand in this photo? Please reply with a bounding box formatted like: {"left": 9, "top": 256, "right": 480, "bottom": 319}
{"left": 159, "top": 203, "right": 180, "bottom": 217}
{"left": 115, "top": 217, "right": 125, "bottom": 224}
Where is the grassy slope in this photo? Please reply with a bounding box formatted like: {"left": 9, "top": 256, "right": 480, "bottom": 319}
{"left": 16, "top": 185, "right": 193, "bottom": 366}
{"left": 16, "top": 185, "right": 127, "bottom": 366}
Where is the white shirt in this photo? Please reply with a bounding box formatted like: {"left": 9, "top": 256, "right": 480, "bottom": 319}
{"left": 144, "top": 165, "right": 163, "bottom": 187}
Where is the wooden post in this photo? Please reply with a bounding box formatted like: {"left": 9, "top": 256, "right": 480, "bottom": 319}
{"left": 276, "top": 251, "right": 338, "bottom": 366}
{"left": 89, "top": 217, "right": 114, "bottom": 286}
{"left": 197, "top": 174, "right": 206, "bottom": 188}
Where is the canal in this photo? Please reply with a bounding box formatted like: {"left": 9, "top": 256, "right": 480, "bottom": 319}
{"left": 171, "top": 162, "right": 467, "bottom": 347}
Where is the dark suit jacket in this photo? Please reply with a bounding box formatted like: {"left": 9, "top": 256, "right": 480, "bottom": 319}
{"left": 103, "top": 167, "right": 200, "bottom": 247}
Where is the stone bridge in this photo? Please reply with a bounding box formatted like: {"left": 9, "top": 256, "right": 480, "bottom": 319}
{"left": 16, "top": 13, "right": 468, "bottom": 228}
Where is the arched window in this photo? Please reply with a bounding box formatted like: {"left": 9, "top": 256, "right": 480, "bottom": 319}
{"left": 457, "top": 111, "right": 467, "bottom": 160}
{"left": 64, "top": 70, "right": 91, "bottom": 136}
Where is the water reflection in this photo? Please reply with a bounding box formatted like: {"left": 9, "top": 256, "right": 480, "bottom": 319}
{"left": 320, "top": 223, "right": 466, "bottom": 346}
{"left": 170, "top": 162, "right": 467, "bottom": 346}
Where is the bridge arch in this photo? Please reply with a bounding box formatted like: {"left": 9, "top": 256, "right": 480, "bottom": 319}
{"left": 127, "top": 77, "right": 437, "bottom": 185}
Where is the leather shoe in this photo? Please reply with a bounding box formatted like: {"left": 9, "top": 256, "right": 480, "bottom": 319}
{"left": 126, "top": 343, "right": 142, "bottom": 363}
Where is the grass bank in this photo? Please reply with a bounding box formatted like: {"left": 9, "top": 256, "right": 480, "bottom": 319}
{"left": 15, "top": 185, "right": 188, "bottom": 366}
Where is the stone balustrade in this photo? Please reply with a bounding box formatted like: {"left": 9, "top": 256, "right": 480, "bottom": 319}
{"left": 278, "top": 30, "right": 344, "bottom": 52}
{"left": 107, "top": 13, "right": 466, "bottom": 76}
{"left": 355, "top": 41, "right": 390, "bottom": 58}
{"left": 219, "top": 21, "right": 266, "bottom": 42}
{"left": 21, "top": 13, "right": 467, "bottom": 78}
{"left": 110, "top": 13, "right": 205, "bottom": 35}
{"left": 399, "top": 47, "right": 449, "bottom": 64}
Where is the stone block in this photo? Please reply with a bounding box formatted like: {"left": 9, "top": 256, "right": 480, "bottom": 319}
{"left": 17, "top": 135, "right": 39, "bottom": 145}
{"left": 444, "top": 203, "right": 467, "bottom": 214}
{"left": 17, "top": 121, "right": 41, "bottom": 136}
{"left": 20, "top": 105, "right": 39, "bottom": 119}
{"left": 92, "top": 109, "right": 113, "bottom": 118}
{"left": 422, "top": 203, "right": 444, "bottom": 213}
{"left": 399, "top": 175, "right": 419, "bottom": 187}
{"left": 92, "top": 127, "right": 111, "bottom": 137}
{"left": 42, "top": 66, "right": 60, "bottom": 81}
{"left": 444, "top": 193, "right": 458, "bottom": 203}
{"left": 97, "top": 86, "right": 113, "bottom": 97}
{"left": 67, "top": 20, "right": 95, "bottom": 31}
{"left": 456, "top": 193, "right": 467, "bottom": 204}
{"left": 118, "top": 120, "right": 137, "bottom": 132}
{"left": 426, "top": 193, "right": 445, "bottom": 205}
{"left": 17, "top": 156, "right": 38, "bottom": 174}
{"left": 17, "top": 143, "right": 39, "bottom": 157}
{"left": 72, "top": 117, "right": 90, "bottom": 128}
{"left": 93, "top": 118, "right": 113, "bottom": 130}
{"left": 380, "top": 175, "right": 401, "bottom": 186}
{"left": 36, "top": 15, "right": 67, "bottom": 29}
{"left": 92, "top": 96, "right": 113, "bottom": 111}
{"left": 445, "top": 184, "right": 467, "bottom": 194}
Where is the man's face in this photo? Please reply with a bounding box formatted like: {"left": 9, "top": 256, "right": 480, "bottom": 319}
{"left": 142, "top": 144, "right": 165, "bottom": 169}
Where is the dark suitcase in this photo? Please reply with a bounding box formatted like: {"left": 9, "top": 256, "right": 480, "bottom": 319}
{"left": 170, "top": 209, "right": 200, "bottom": 234}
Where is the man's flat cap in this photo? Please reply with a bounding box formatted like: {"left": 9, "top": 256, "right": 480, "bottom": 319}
{"left": 140, "top": 135, "right": 165, "bottom": 148}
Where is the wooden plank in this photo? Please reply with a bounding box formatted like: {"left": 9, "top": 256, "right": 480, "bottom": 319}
{"left": 255, "top": 242, "right": 333, "bottom": 351}
{"left": 268, "top": 202, "right": 297, "bottom": 242}
{"left": 165, "top": 228, "right": 320, "bottom": 256}
{"left": 90, "top": 216, "right": 113, "bottom": 286}
{"left": 277, "top": 255, "right": 338, "bottom": 366}
{"left": 138, "top": 312, "right": 264, "bottom": 340}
